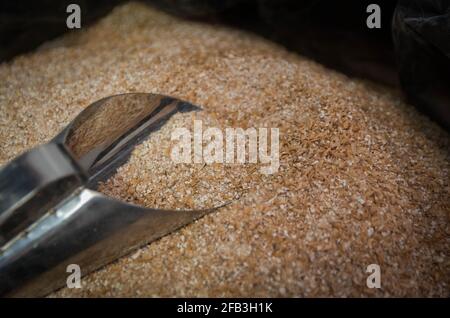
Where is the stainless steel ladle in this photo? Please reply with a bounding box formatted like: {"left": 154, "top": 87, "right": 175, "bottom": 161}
{"left": 0, "top": 93, "right": 215, "bottom": 297}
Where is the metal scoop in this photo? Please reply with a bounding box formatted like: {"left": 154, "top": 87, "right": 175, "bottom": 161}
{"left": 0, "top": 93, "right": 214, "bottom": 297}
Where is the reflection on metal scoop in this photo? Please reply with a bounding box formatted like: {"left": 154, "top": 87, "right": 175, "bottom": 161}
{"left": 0, "top": 93, "right": 214, "bottom": 297}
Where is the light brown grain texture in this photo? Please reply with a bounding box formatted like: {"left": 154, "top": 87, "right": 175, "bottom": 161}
{"left": 0, "top": 3, "right": 448, "bottom": 297}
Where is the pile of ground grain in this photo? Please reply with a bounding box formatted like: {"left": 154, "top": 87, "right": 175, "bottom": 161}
{"left": 0, "top": 3, "right": 448, "bottom": 297}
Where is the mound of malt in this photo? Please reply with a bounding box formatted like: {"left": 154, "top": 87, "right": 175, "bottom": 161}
{"left": 0, "top": 3, "right": 448, "bottom": 297}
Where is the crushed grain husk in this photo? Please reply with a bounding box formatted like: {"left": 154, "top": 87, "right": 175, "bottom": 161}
{"left": 0, "top": 3, "right": 449, "bottom": 297}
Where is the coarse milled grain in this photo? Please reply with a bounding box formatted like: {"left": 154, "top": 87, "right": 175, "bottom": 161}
{"left": 0, "top": 3, "right": 448, "bottom": 297}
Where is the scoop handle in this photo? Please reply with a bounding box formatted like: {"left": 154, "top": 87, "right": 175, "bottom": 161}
{"left": 0, "top": 143, "right": 84, "bottom": 246}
